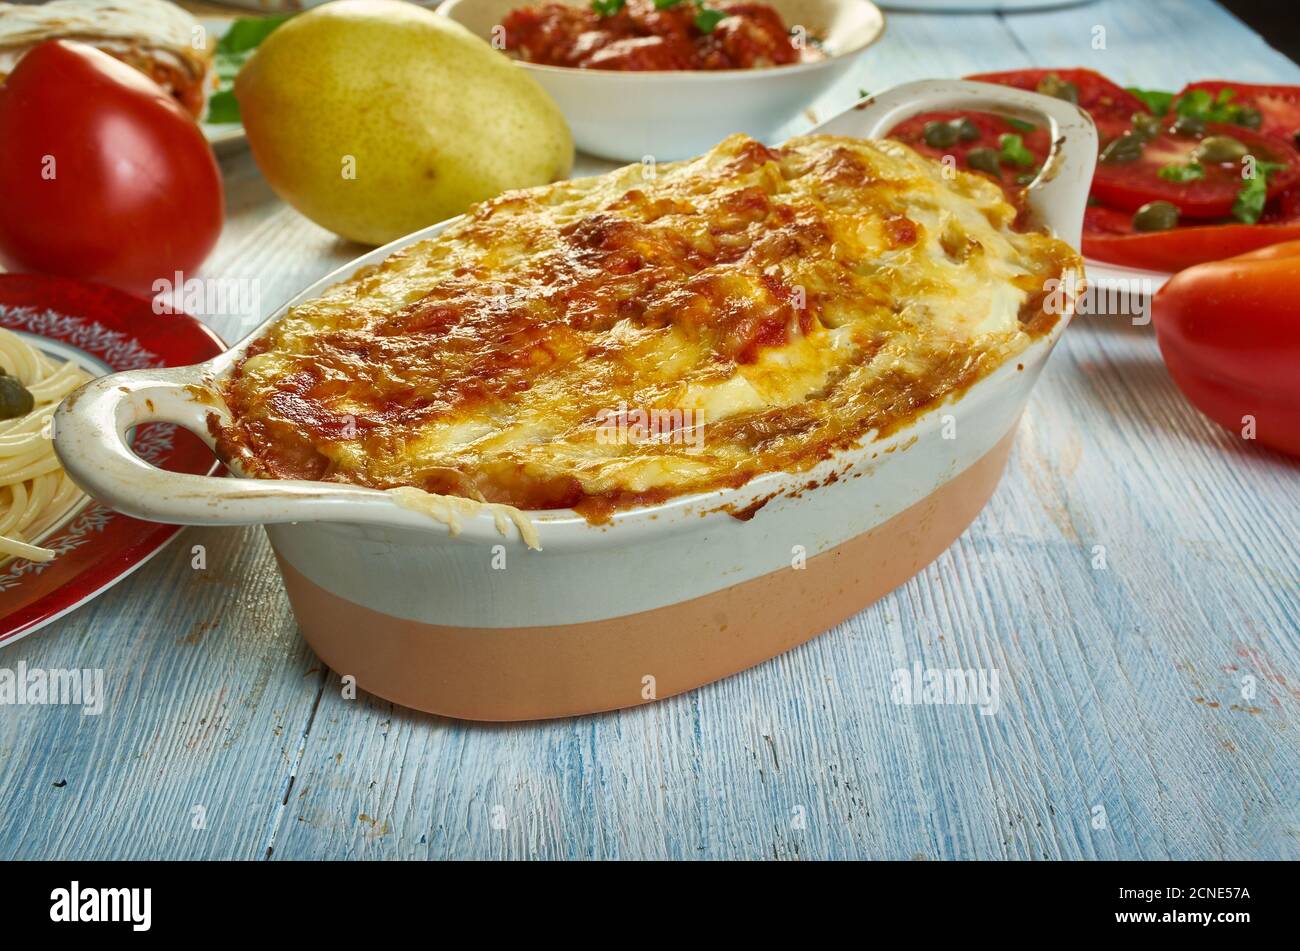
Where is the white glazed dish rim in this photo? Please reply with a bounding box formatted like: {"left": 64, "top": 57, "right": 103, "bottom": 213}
{"left": 54, "top": 80, "right": 1097, "bottom": 552}
{"left": 436, "top": 0, "right": 886, "bottom": 79}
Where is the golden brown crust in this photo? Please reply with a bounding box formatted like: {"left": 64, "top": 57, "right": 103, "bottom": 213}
{"left": 217, "top": 134, "right": 1080, "bottom": 513}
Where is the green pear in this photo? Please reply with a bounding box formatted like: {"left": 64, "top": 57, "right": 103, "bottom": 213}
{"left": 235, "top": 0, "right": 573, "bottom": 245}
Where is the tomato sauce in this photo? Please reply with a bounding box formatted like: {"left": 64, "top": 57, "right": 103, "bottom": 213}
{"left": 501, "top": 0, "right": 808, "bottom": 71}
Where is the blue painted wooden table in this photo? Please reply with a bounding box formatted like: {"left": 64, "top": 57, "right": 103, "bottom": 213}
{"left": 1, "top": 0, "right": 1296, "bottom": 860}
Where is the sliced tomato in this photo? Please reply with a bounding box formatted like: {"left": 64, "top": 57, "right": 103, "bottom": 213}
{"left": 1177, "top": 81, "right": 1300, "bottom": 146}
{"left": 1090, "top": 119, "right": 1300, "bottom": 218}
{"left": 888, "top": 110, "right": 1051, "bottom": 194}
{"left": 1082, "top": 197, "right": 1300, "bottom": 272}
{"left": 966, "top": 68, "right": 1151, "bottom": 139}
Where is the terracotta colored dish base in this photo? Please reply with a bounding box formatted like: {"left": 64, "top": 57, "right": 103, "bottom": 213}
{"left": 276, "top": 427, "right": 1017, "bottom": 721}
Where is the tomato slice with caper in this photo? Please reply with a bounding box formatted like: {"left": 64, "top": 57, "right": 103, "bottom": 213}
{"left": 966, "top": 68, "right": 1151, "bottom": 139}
{"left": 1175, "top": 81, "right": 1300, "bottom": 147}
{"left": 1082, "top": 195, "right": 1300, "bottom": 272}
{"left": 1090, "top": 119, "right": 1300, "bottom": 219}
{"left": 888, "top": 110, "right": 1052, "bottom": 192}
{"left": 890, "top": 68, "right": 1300, "bottom": 272}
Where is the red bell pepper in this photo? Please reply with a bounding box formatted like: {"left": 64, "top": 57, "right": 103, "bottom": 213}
{"left": 1152, "top": 239, "right": 1300, "bottom": 457}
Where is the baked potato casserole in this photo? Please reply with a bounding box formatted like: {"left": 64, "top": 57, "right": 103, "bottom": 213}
{"left": 215, "top": 133, "right": 1080, "bottom": 519}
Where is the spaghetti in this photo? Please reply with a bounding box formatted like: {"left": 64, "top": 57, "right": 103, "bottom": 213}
{"left": 0, "top": 328, "right": 92, "bottom": 563}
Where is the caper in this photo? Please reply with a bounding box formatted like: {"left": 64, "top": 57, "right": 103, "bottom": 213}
{"left": 1132, "top": 200, "right": 1180, "bottom": 232}
{"left": 1100, "top": 132, "right": 1144, "bottom": 163}
{"left": 0, "top": 376, "right": 34, "bottom": 420}
{"left": 966, "top": 147, "right": 1001, "bottom": 176}
{"left": 952, "top": 117, "right": 981, "bottom": 142}
{"left": 1234, "top": 106, "right": 1262, "bottom": 130}
{"left": 1170, "top": 114, "right": 1206, "bottom": 137}
{"left": 923, "top": 119, "right": 960, "bottom": 149}
{"left": 1132, "top": 112, "right": 1162, "bottom": 141}
{"left": 1036, "top": 73, "right": 1079, "bottom": 104}
{"left": 1193, "top": 135, "right": 1249, "bottom": 164}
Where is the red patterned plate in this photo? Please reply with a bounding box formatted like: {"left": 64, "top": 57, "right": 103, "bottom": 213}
{"left": 0, "top": 275, "right": 225, "bottom": 647}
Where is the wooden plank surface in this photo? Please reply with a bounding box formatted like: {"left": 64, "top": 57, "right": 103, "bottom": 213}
{"left": 1, "top": 0, "right": 1296, "bottom": 861}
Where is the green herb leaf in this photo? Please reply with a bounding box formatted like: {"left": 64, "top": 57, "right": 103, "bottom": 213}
{"left": 654, "top": 0, "right": 686, "bottom": 8}
{"left": 1126, "top": 87, "right": 1175, "bottom": 116}
{"left": 205, "top": 89, "right": 241, "bottom": 125}
{"left": 592, "top": 0, "right": 626, "bottom": 14}
{"left": 1157, "top": 162, "right": 1205, "bottom": 183}
{"left": 1175, "top": 88, "right": 1214, "bottom": 118}
{"left": 998, "top": 133, "right": 1035, "bottom": 167}
{"left": 1171, "top": 85, "right": 1260, "bottom": 129}
{"left": 694, "top": 6, "right": 727, "bottom": 32}
{"left": 204, "top": 15, "right": 291, "bottom": 125}
{"left": 1004, "top": 117, "right": 1037, "bottom": 133}
{"left": 1231, "top": 160, "right": 1285, "bottom": 224}
{"left": 1233, "top": 175, "right": 1269, "bottom": 224}
{"left": 216, "top": 15, "right": 289, "bottom": 55}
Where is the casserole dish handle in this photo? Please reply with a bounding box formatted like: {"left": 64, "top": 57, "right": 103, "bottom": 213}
{"left": 811, "top": 79, "right": 1099, "bottom": 247}
{"left": 54, "top": 366, "right": 425, "bottom": 528}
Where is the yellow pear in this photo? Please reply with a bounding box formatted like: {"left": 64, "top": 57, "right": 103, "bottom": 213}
{"left": 235, "top": 0, "right": 573, "bottom": 245}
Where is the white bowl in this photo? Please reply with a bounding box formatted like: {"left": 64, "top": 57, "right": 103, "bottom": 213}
{"left": 437, "top": 0, "right": 886, "bottom": 161}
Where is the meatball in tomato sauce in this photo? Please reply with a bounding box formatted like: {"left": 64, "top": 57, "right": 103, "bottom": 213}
{"left": 501, "top": 0, "right": 809, "bottom": 71}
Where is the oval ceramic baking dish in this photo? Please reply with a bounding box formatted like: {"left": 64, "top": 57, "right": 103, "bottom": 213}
{"left": 54, "top": 80, "right": 1096, "bottom": 721}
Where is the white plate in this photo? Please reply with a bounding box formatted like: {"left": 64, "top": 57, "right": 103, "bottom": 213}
{"left": 1084, "top": 258, "right": 1170, "bottom": 294}
{"left": 203, "top": 119, "right": 246, "bottom": 153}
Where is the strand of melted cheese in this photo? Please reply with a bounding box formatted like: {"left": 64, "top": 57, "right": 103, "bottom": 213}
{"left": 386, "top": 486, "right": 542, "bottom": 551}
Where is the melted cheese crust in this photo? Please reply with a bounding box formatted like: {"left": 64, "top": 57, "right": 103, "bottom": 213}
{"left": 217, "top": 134, "right": 1080, "bottom": 516}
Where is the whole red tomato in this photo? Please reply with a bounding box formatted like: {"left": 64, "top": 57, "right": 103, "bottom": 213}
{"left": 0, "top": 40, "right": 223, "bottom": 297}
{"left": 1152, "top": 239, "right": 1300, "bottom": 457}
